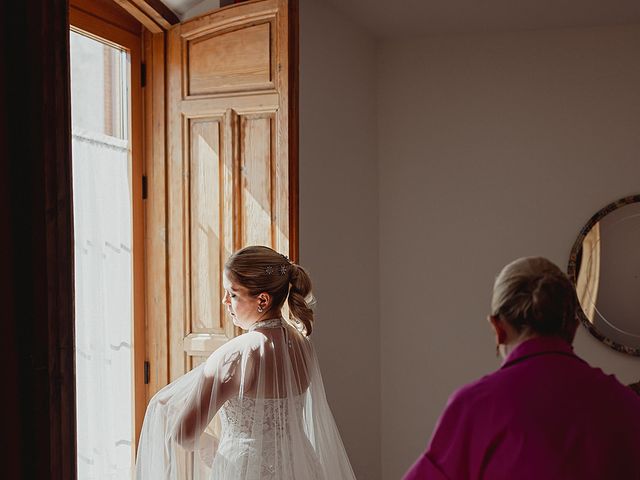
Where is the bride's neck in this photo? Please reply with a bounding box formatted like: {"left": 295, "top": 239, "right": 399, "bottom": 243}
{"left": 254, "top": 309, "right": 283, "bottom": 323}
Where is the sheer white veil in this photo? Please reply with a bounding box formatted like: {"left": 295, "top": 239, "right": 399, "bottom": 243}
{"left": 135, "top": 316, "right": 356, "bottom": 480}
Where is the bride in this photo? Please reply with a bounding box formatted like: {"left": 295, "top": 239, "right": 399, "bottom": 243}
{"left": 136, "top": 246, "right": 357, "bottom": 479}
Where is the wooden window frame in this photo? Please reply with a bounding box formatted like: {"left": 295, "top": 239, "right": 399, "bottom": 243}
{"left": 69, "top": 0, "right": 147, "bottom": 449}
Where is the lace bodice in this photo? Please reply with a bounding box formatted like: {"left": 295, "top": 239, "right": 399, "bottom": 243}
{"left": 219, "top": 395, "right": 306, "bottom": 439}
{"left": 215, "top": 395, "right": 320, "bottom": 479}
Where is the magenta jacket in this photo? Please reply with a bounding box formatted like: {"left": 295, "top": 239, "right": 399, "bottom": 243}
{"left": 404, "top": 336, "right": 640, "bottom": 480}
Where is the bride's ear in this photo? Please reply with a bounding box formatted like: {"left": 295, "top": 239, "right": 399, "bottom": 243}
{"left": 257, "top": 292, "right": 272, "bottom": 310}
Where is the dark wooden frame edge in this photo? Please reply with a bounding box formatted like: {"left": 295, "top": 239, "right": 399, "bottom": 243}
{"left": 567, "top": 194, "right": 640, "bottom": 357}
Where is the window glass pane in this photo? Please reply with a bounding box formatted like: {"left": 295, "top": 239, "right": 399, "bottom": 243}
{"left": 70, "top": 31, "right": 129, "bottom": 140}
{"left": 70, "top": 29, "right": 134, "bottom": 479}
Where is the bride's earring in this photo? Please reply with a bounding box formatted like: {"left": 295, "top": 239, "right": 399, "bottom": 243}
{"left": 495, "top": 344, "right": 500, "bottom": 358}
{"left": 257, "top": 305, "right": 264, "bottom": 313}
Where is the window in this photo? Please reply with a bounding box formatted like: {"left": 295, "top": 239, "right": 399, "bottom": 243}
{"left": 69, "top": 1, "right": 145, "bottom": 477}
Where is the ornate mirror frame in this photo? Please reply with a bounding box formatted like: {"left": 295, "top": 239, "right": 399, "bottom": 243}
{"left": 567, "top": 194, "right": 640, "bottom": 356}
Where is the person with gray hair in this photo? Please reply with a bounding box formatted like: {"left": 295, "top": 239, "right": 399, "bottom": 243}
{"left": 404, "top": 257, "right": 640, "bottom": 480}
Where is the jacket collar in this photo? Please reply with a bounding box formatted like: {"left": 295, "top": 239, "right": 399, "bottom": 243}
{"left": 501, "top": 336, "right": 576, "bottom": 369}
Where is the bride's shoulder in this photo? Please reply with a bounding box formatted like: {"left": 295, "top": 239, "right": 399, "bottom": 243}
{"left": 204, "top": 332, "right": 267, "bottom": 371}
{"left": 221, "top": 331, "right": 269, "bottom": 354}
{"left": 204, "top": 332, "right": 267, "bottom": 378}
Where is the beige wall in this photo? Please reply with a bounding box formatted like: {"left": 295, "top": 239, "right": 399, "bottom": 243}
{"left": 378, "top": 25, "right": 640, "bottom": 479}
{"left": 299, "top": 5, "right": 640, "bottom": 478}
{"left": 299, "top": 0, "right": 380, "bottom": 478}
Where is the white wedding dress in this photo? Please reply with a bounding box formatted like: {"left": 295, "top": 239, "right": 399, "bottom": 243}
{"left": 213, "top": 395, "right": 322, "bottom": 479}
{"left": 136, "top": 318, "right": 356, "bottom": 480}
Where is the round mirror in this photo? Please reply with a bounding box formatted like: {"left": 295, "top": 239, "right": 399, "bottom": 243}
{"left": 568, "top": 195, "right": 640, "bottom": 356}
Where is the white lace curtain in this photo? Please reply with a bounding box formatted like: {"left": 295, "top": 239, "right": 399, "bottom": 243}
{"left": 73, "top": 128, "right": 134, "bottom": 479}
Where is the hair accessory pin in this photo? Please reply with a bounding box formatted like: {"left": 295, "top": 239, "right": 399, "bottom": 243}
{"left": 262, "top": 252, "right": 292, "bottom": 276}
{"left": 264, "top": 263, "right": 289, "bottom": 276}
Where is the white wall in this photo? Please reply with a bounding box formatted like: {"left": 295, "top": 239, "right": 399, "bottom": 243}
{"left": 378, "top": 25, "right": 640, "bottom": 479}
{"left": 299, "top": 0, "right": 380, "bottom": 479}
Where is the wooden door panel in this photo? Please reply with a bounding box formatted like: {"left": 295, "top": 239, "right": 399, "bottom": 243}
{"left": 188, "top": 22, "right": 273, "bottom": 95}
{"left": 183, "top": 112, "right": 236, "bottom": 360}
{"left": 240, "top": 113, "right": 275, "bottom": 247}
{"left": 167, "top": 0, "right": 293, "bottom": 378}
{"left": 189, "top": 117, "right": 224, "bottom": 334}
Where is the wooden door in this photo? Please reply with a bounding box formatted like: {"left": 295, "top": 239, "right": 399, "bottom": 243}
{"left": 165, "top": 0, "right": 296, "bottom": 380}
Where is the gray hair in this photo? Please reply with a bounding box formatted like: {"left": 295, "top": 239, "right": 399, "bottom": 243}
{"left": 491, "top": 257, "right": 578, "bottom": 341}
